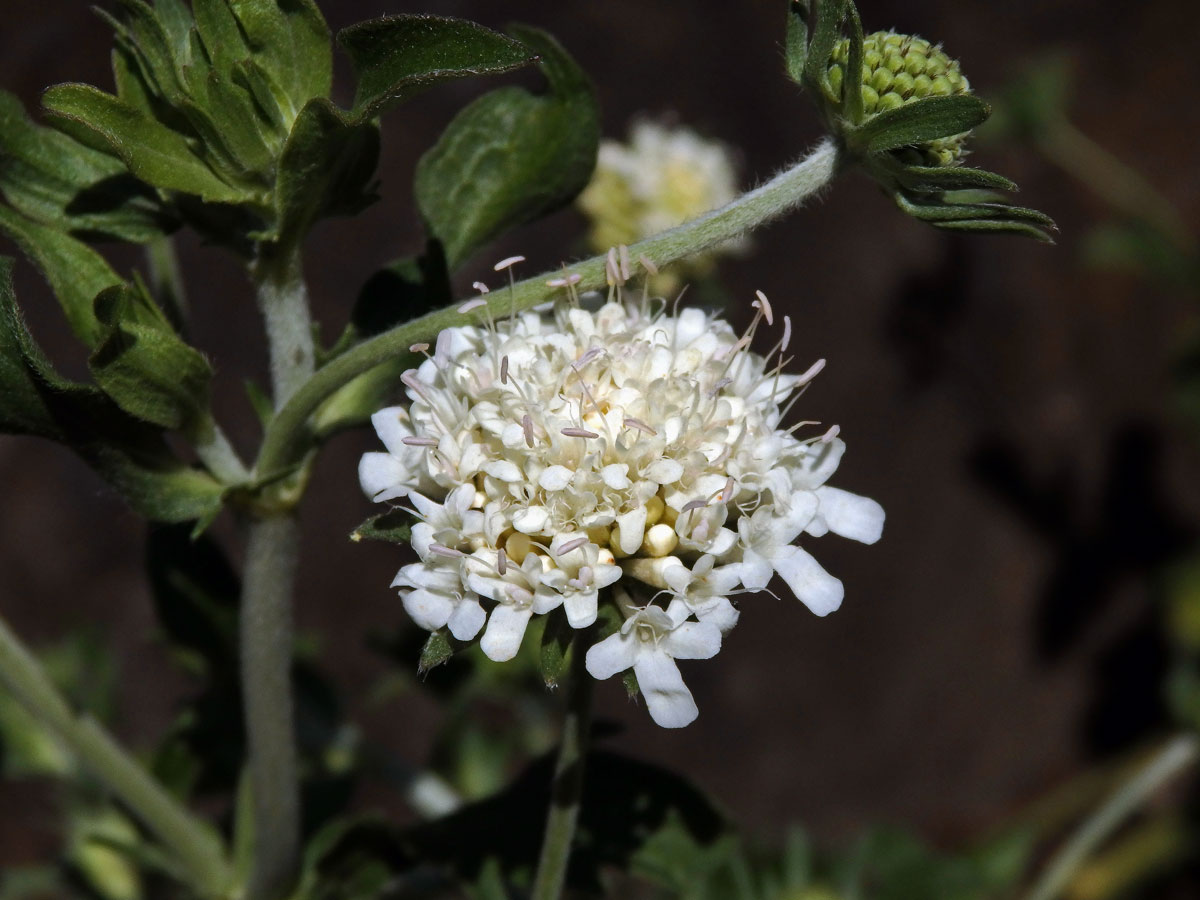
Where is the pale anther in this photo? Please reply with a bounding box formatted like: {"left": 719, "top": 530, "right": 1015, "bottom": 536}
{"left": 496, "top": 547, "right": 507, "bottom": 576}
{"left": 561, "top": 427, "right": 599, "bottom": 439}
{"left": 557, "top": 536, "right": 589, "bottom": 555}
{"left": 401, "top": 436, "right": 438, "bottom": 447}
{"left": 457, "top": 297, "right": 487, "bottom": 315}
{"left": 472, "top": 281, "right": 490, "bottom": 294}
{"left": 430, "top": 544, "right": 465, "bottom": 558}
{"left": 619, "top": 244, "right": 632, "bottom": 281}
{"left": 754, "top": 290, "right": 775, "bottom": 326}
{"left": 781, "top": 315, "right": 792, "bottom": 352}
{"left": 797, "top": 358, "right": 826, "bottom": 385}
{"left": 500, "top": 355, "right": 509, "bottom": 384}
{"left": 639, "top": 254, "right": 658, "bottom": 275}
{"left": 820, "top": 424, "right": 841, "bottom": 443}
{"left": 522, "top": 414, "right": 535, "bottom": 447}
{"left": 493, "top": 255, "right": 525, "bottom": 271}
{"left": 409, "top": 342, "right": 430, "bottom": 353}
{"left": 622, "top": 417, "right": 657, "bottom": 436}
{"left": 680, "top": 499, "right": 708, "bottom": 514}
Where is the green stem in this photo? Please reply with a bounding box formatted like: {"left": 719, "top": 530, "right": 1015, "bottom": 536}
{"left": 190, "top": 413, "right": 250, "bottom": 485}
{"left": 1023, "top": 733, "right": 1199, "bottom": 900}
{"left": 238, "top": 247, "right": 313, "bottom": 900}
{"left": 531, "top": 636, "right": 594, "bottom": 900}
{"left": 0, "top": 615, "right": 231, "bottom": 895}
{"left": 239, "top": 515, "right": 302, "bottom": 900}
{"left": 256, "top": 138, "right": 840, "bottom": 479}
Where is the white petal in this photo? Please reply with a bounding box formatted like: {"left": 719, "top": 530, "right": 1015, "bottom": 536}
{"left": 563, "top": 591, "right": 598, "bottom": 628}
{"left": 480, "top": 605, "right": 533, "bottom": 662}
{"left": 484, "top": 460, "right": 524, "bottom": 482}
{"left": 645, "top": 458, "right": 684, "bottom": 484}
{"left": 691, "top": 597, "right": 740, "bottom": 633}
{"left": 513, "top": 506, "right": 550, "bottom": 534}
{"left": 447, "top": 597, "right": 486, "bottom": 641}
{"left": 358, "top": 453, "right": 411, "bottom": 502}
{"left": 400, "top": 590, "right": 454, "bottom": 632}
{"left": 737, "top": 548, "right": 774, "bottom": 592}
{"left": 814, "top": 486, "right": 885, "bottom": 545}
{"left": 538, "top": 465, "right": 574, "bottom": 491}
{"left": 663, "top": 621, "right": 722, "bottom": 660}
{"left": 615, "top": 507, "right": 648, "bottom": 555}
{"left": 776, "top": 491, "right": 820, "bottom": 543}
{"left": 793, "top": 438, "right": 845, "bottom": 490}
{"left": 601, "top": 464, "right": 632, "bottom": 490}
{"left": 773, "top": 545, "right": 844, "bottom": 616}
{"left": 370, "top": 406, "right": 414, "bottom": 456}
{"left": 634, "top": 653, "right": 698, "bottom": 728}
{"left": 585, "top": 633, "right": 639, "bottom": 680}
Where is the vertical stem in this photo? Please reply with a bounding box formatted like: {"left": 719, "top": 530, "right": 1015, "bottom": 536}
{"left": 1023, "top": 733, "right": 1199, "bottom": 900}
{"left": 239, "top": 515, "right": 302, "bottom": 900}
{"left": 240, "top": 246, "right": 314, "bottom": 900}
{"left": 531, "top": 636, "right": 594, "bottom": 900}
{"left": 0, "top": 616, "right": 231, "bottom": 895}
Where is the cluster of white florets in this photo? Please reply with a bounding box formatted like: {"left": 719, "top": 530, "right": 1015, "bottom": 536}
{"left": 360, "top": 271, "right": 883, "bottom": 728}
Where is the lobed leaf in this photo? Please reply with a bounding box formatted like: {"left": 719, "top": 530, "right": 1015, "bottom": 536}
{"left": 849, "top": 94, "right": 991, "bottom": 155}
{"left": 784, "top": 1, "right": 811, "bottom": 84}
{"left": 89, "top": 283, "right": 214, "bottom": 430}
{"left": 338, "top": 14, "right": 534, "bottom": 121}
{"left": 43, "top": 84, "right": 248, "bottom": 204}
{"left": 0, "top": 206, "right": 122, "bottom": 346}
{"left": 274, "top": 98, "right": 380, "bottom": 250}
{"left": 228, "top": 0, "right": 332, "bottom": 121}
{"left": 349, "top": 507, "right": 413, "bottom": 545}
{"left": 414, "top": 25, "right": 598, "bottom": 269}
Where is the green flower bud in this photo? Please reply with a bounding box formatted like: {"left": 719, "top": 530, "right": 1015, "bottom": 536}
{"left": 828, "top": 31, "right": 972, "bottom": 166}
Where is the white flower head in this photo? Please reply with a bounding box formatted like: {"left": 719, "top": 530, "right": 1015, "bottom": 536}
{"left": 360, "top": 276, "right": 884, "bottom": 727}
{"left": 576, "top": 120, "right": 745, "bottom": 292}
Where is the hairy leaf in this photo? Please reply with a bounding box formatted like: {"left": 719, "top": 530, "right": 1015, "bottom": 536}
{"left": 850, "top": 95, "right": 991, "bottom": 155}
{"left": 228, "top": 0, "right": 332, "bottom": 120}
{"left": 339, "top": 14, "right": 534, "bottom": 121}
{"left": 43, "top": 84, "right": 247, "bottom": 204}
{"left": 0, "top": 206, "right": 122, "bottom": 346}
{"left": 415, "top": 25, "right": 598, "bottom": 269}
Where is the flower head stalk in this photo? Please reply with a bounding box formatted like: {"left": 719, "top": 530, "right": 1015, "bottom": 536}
{"left": 360, "top": 264, "right": 884, "bottom": 727}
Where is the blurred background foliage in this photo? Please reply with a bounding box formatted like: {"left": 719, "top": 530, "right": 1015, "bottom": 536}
{"left": 1, "top": 0, "right": 1199, "bottom": 897}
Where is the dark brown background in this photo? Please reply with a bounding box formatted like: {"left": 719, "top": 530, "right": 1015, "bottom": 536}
{"left": 2, "top": 0, "right": 1199, "bottom": 867}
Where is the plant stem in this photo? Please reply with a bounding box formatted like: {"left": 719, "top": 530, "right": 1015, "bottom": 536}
{"left": 0, "top": 615, "right": 231, "bottom": 895}
{"left": 239, "top": 514, "right": 302, "bottom": 900}
{"left": 239, "top": 247, "right": 314, "bottom": 900}
{"left": 145, "top": 234, "right": 189, "bottom": 331}
{"left": 190, "top": 413, "right": 250, "bottom": 485}
{"left": 531, "top": 636, "right": 594, "bottom": 900}
{"left": 1023, "top": 733, "right": 1199, "bottom": 900}
{"left": 256, "top": 138, "right": 840, "bottom": 479}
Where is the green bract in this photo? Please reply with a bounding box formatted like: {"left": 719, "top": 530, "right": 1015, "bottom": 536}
{"left": 786, "top": 0, "right": 1056, "bottom": 241}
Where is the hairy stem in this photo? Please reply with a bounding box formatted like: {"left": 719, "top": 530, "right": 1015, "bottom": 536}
{"left": 1024, "top": 733, "right": 1199, "bottom": 900}
{"left": 239, "top": 515, "right": 302, "bottom": 900}
{"left": 238, "top": 247, "right": 313, "bottom": 900}
{"left": 531, "top": 637, "right": 594, "bottom": 900}
{"left": 0, "top": 615, "right": 231, "bottom": 895}
{"left": 190, "top": 413, "right": 250, "bottom": 484}
{"left": 256, "top": 139, "right": 840, "bottom": 479}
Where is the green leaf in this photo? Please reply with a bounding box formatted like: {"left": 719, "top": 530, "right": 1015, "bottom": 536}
{"left": 99, "top": 0, "right": 187, "bottom": 105}
{"left": 274, "top": 98, "right": 380, "bottom": 249}
{"left": 82, "top": 440, "right": 227, "bottom": 523}
{"left": 887, "top": 161, "right": 1017, "bottom": 194}
{"left": 89, "top": 283, "right": 213, "bottom": 430}
{"left": 849, "top": 95, "right": 991, "bottom": 155}
{"left": 194, "top": 0, "right": 253, "bottom": 84}
{"left": 539, "top": 611, "right": 572, "bottom": 689}
{"left": 894, "top": 189, "right": 1056, "bottom": 241}
{"left": 338, "top": 14, "right": 535, "bottom": 121}
{"left": 228, "top": 0, "right": 332, "bottom": 120}
{"left": 349, "top": 240, "right": 451, "bottom": 339}
{"left": 415, "top": 25, "right": 598, "bottom": 269}
{"left": 419, "top": 631, "right": 455, "bottom": 675}
{"left": 0, "top": 90, "right": 169, "bottom": 243}
{"left": 43, "top": 83, "right": 248, "bottom": 204}
{"left": 0, "top": 258, "right": 62, "bottom": 437}
{"left": 784, "top": 1, "right": 811, "bottom": 84}
{"left": 0, "top": 206, "right": 122, "bottom": 346}
{"left": 349, "top": 508, "right": 413, "bottom": 544}
{"left": 803, "top": 0, "right": 846, "bottom": 95}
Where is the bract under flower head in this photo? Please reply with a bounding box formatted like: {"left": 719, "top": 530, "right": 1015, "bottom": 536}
{"left": 360, "top": 278, "right": 883, "bottom": 727}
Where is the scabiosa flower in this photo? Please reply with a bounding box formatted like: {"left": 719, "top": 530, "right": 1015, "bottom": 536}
{"left": 360, "top": 271, "right": 883, "bottom": 727}
{"left": 576, "top": 121, "right": 744, "bottom": 293}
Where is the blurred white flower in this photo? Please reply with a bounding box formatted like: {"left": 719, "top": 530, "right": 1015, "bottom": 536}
{"left": 576, "top": 120, "right": 744, "bottom": 292}
{"left": 360, "top": 276, "right": 883, "bottom": 727}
